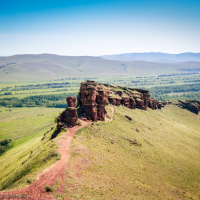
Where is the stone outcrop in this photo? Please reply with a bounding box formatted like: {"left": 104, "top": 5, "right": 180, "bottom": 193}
{"left": 77, "top": 81, "right": 109, "bottom": 121}
{"left": 77, "top": 80, "right": 162, "bottom": 122}
{"left": 57, "top": 96, "right": 78, "bottom": 132}
{"left": 55, "top": 81, "right": 199, "bottom": 133}
{"left": 164, "top": 100, "right": 200, "bottom": 115}
{"left": 57, "top": 81, "right": 163, "bottom": 131}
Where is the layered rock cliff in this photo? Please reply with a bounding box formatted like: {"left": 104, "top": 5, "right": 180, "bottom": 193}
{"left": 163, "top": 100, "right": 200, "bottom": 115}
{"left": 56, "top": 80, "right": 163, "bottom": 131}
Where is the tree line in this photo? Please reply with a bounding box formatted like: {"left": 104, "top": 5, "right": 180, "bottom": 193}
{"left": 0, "top": 93, "right": 77, "bottom": 108}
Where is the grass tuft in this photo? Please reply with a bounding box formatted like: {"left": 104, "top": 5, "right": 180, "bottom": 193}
{"left": 77, "top": 120, "right": 82, "bottom": 126}
{"left": 44, "top": 185, "right": 54, "bottom": 192}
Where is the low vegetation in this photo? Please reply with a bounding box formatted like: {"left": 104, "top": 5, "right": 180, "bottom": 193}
{"left": 62, "top": 105, "right": 200, "bottom": 200}
{"left": 0, "top": 139, "right": 12, "bottom": 156}
{"left": 44, "top": 185, "right": 55, "bottom": 192}
{"left": 0, "top": 107, "right": 63, "bottom": 190}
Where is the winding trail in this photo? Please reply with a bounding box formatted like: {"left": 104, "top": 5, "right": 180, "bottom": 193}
{"left": 0, "top": 120, "right": 89, "bottom": 200}
{"left": 0, "top": 107, "right": 114, "bottom": 200}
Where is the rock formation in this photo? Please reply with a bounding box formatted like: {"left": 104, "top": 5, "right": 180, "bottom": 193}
{"left": 56, "top": 81, "right": 199, "bottom": 133}
{"left": 163, "top": 100, "right": 200, "bottom": 115}
{"left": 77, "top": 80, "right": 162, "bottom": 121}
{"left": 57, "top": 96, "right": 78, "bottom": 132}
{"left": 57, "top": 80, "right": 163, "bottom": 131}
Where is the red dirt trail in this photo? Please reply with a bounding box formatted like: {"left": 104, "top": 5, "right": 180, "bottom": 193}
{"left": 0, "top": 107, "right": 114, "bottom": 200}
{"left": 0, "top": 120, "right": 89, "bottom": 200}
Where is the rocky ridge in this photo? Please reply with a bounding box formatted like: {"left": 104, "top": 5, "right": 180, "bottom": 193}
{"left": 57, "top": 80, "right": 162, "bottom": 131}
{"left": 163, "top": 100, "right": 200, "bottom": 115}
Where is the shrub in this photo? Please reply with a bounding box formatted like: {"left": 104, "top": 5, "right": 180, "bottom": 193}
{"left": 77, "top": 120, "right": 82, "bottom": 126}
{"left": 54, "top": 116, "right": 58, "bottom": 123}
{"left": 0, "top": 146, "right": 6, "bottom": 155}
{"left": 61, "top": 128, "right": 68, "bottom": 132}
{"left": 0, "top": 139, "right": 12, "bottom": 156}
{"left": 44, "top": 185, "right": 54, "bottom": 192}
{"left": 27, "top": 179, "right": 33, "bottom": 184}
{"left": 42, "top": 150, "right": 60, "bottom": 163}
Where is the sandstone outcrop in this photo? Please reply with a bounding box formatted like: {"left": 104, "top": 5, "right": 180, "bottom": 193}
{"left": 77, "top": 80, "right": 162, "bottom": 122}
{"left": 56, "top": 81, "right": 199, "bottom": 133}
{"left": 57, "top": 81, "right": 163, "bottom": 131}
{"left": 57, "top": 96, "right": 78, "bottom": 132}
{"left": 164, "top": 100, "right": 200, "bottom": 115}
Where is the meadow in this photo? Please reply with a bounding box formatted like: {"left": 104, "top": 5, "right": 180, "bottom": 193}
{"left": 0, "top": 107, "right": 63, "bottom": 190}
{"left": 60, "top": 105, "right": 200, "bottom": 200}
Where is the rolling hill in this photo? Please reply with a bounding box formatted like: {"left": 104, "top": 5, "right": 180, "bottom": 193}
{"left": 1, "top": 54, "right": 200, "bottom": 82}
{"left": 100, "top": 52, "right": 200, "bottom": 63}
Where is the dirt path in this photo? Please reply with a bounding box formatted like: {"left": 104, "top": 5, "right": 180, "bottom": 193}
{"left": 0, "top": 119, "right": 89, "bottom": 200}
{"left": 0, "top": 107, "right": 114, "bottom": 200}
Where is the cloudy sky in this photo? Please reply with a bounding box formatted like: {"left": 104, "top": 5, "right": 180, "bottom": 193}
{"left": 0, "top": 0, "right": 200, "bottom": 56}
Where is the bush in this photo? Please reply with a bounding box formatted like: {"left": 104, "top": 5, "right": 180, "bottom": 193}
{"left": 42, "top": 150, "right": 60, "bottom": 163}
{"left": 0, "top": 139, "right": 12, "bottom": 156}
{"left": 77, "top": 120, "right": 82, "bottom": 126}
{"left": 54, "top": 116, "right": 58, "bottom": 123}
{"left": 27, "top": 179, "right": 33, "bottom": 184}
{"left": 61, "top": 128, "right": 68, "bottom": 132}
{"left": 0, "top": 146, "right": 6, "bottom": 155}
{"left": 44, "top": 185, "right": 54, "bottom": 192}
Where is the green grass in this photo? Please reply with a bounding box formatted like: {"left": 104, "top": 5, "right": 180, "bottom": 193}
{"left": 0, "top": 107, "right": 64, "bottom": 191}
{"left": 0, "top": 107, "right": 62, "bottom": 139}
{"left": 44, "top": 185, "right": 55, "bottom": 192}
{"left": 64, "top": 105, "right": 200, "bottom": 200}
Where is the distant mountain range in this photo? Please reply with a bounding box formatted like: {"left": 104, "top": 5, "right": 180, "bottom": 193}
{"left": 1, "top": 54, "right": 200, "bottom": 82}
{"left": 100, "top": 52, "right": 200, "bottom": 63}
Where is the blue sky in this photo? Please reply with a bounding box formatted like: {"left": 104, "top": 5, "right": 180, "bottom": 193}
{"left": 0, "top": 0, "right": 200, "bottom": 56}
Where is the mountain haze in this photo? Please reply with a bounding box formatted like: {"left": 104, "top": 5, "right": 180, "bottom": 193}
{"left": 1, "top": 54, "right": 200, "bottom": 82}
{"left": 100, "top": 52, "right": 200, "bottom": 63}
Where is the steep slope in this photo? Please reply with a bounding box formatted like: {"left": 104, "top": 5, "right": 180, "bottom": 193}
{"left": 0, "top": 104, "right": 200, "bottom": 199}
{"left": 1, "top": 54, "right": 200, "bottom": 82}
{"left": 0, "top": 107, "right": 63, "bottom": 191}
{"left": 64, "top": 105, "right": 200, "bottom": 200}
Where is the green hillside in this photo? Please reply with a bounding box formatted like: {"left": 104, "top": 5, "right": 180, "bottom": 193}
{"left": 1, "top": 54, "right": 200, "bottom": 82}
{"left": 0, "top": 107, "right": 63, "bottom": 190}
{"left": 0, "top": 104, "right": 200, "bottom": 200}
{"left": 63, "top": 105, "right": 200, "bottom": 200}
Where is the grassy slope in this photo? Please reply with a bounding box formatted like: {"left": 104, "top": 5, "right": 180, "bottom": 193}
{"left": 0, "top": 107, "right": 63, "bottom": 190}
{"left": 64, "top": 105, "right": 200, "bottom": 200}
{"left": 0, "top": 107, "right": 62, "bottom": 139}
{"left": 1, "top": 54, "right": 200, "bottom": 82}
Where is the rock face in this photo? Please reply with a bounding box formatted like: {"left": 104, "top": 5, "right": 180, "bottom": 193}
{"left": 77, "top": 80, "right": 162, "bottom": 122}
{"left": 57, "top": 81, "right": 163, "bottom": 132}
{"left": 77, "top": 81, "right": 109, "bottom": 121}
{"left": 56, "top": 81, "right": 199, "bottom": 133}
{"left": 164, "top": 100, "right": 200, "bottom": 115}
{"left": 57, "top": 96, "right": 78, "bottom": 132}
